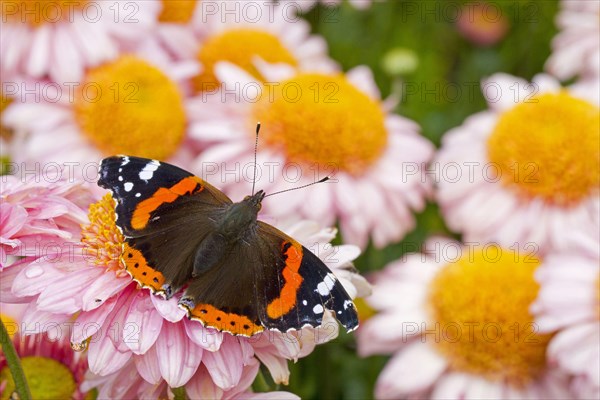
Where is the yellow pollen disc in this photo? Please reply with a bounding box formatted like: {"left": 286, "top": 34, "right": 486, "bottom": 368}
{"left": 487, "top": 92, "right": 600, "bottom": 206}
{"left": 193, "top": 29, "right": 297, "bottom": 92}
{"left": 354, "top": 298, "right": 376, "bottom": 322}
{"left": 158, "top": 0, "right": 198, "bottom": 23}
{"left": 1, "top": 93, "right": 13, "bottom": 140}
{"left": 0, "top": 357, "right": 76, "bottom": 400}
{"left": 253, "top": 74, "right": 387, "bottom": 175}
{"left": 0, "top": 0, "right": 88, "bottom": 27}
{"left": 74, "top": 56, "right": 186, "bottom": 160}
{"left": 427, "top": 246, "right": 552, "bottom": 387}
{"left": 81, "top": 194, "right": 126, "bottom": 276}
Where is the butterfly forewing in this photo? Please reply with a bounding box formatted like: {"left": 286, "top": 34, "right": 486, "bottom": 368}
{"left": 98, "top": 156, "right": 232, "bottom": 295}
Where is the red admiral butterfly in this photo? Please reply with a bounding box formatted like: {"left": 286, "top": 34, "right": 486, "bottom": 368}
{"left": 98, "top": 154, "right": 359, "bottom": 336}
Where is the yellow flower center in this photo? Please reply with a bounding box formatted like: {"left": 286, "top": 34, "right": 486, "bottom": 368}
{"left": 487, "top": 92, "right": 600, "bottom": 206}
{"left": 252, "top": 74, "right": 387, "bottom": 175}
{"left": 427, "top": 246, "right": 552, "bottom": 387}
{"left": 0, "top": 0, "right": 88, "bottom": 26}
{"left": 354, "top": 298, "right": 376, "bottom": 322}
{"left": 193, "top": 29, "right": 297, "bottom": 92}
{"left": 1, "top": 93, "right": 13, "bottom": 141}
{"left": 73, "top": 56, "right": 186, "bottom": 160}
{"left": 0, "top": 357, "right": 76, "bottom": 400}
{"left": 81, "top": 194, "right": 126, "bottom": 276}
{"left": 158, "top": 0, "right": 198, "bottom": 23}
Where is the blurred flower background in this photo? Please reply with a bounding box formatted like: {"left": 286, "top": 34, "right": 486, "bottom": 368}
{"left": 1, "top": 0, "right": 599, "bottom": 399}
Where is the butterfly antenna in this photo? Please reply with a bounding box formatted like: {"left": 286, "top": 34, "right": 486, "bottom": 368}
{"left": 264, "top": 177, "right": 330, "bottom": 198}
{"left": 251, "top": 122, "right": 260, "bottom": 196}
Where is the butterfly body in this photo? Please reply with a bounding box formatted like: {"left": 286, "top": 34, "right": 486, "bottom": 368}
{"left": 191, "top": 191, "right": 263, "bottom": 279}
{"left": 98, "top": 155, "right": 358, "bottom": 336}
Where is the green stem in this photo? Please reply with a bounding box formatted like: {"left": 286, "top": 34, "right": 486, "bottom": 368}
{"left": 172, "top": 386, "right": 187, "bottom": 400}
{"left": 0, "top": 318, "right": 31, "bottom": 400}
{"left": 252, "top": 368, "right": 271, "bottom": 393}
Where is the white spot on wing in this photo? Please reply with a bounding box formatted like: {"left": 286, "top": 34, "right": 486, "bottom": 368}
{"left": 135, "top": 193, "right": 141, "bottom": 197}
{"left": 312, "top": 304, "right": 324, "bottom": 314}
{"left": 302, "top": 300, "right": 307, "bottom": 306}
{"left": 315, "top": 273, "right": 336, "bottom": 296}
{"left": 121, "top": 156, "right": 130, "bottom": 166}
{"left": 118, "top": 176, "right": 123, "bottom": 182}
{"left": 139, "top": 160, "right": 160, "bottom": 181}
{"left": 124, "top": 182, "right": 134, "bottom": 192}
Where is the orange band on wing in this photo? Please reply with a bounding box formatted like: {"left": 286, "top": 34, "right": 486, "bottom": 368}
{"left": 122, "top": 243, "right": 165, "bottom": 292}
{"left": 188, "top": 303, "right": 264, "bottom": 336}
{"left": 131, "top": 177, "right": 204, "bottom": 230}
{"left": 266, "top": 241, "right": 304, "bottom": 319}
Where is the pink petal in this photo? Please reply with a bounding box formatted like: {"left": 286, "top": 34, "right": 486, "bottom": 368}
{"left": 11, "top": 261, "right": 68, "bottom": 297}
{"left": 88, "top": 329, "right": 133, "bottom": 376}
{"left": 223, "top": 359, "right": 260, "bottom": 399}
{"left": 71, "top": 295, "right": 118, "bottom": 345}
{"left": 0, "top": 260, "right": 32, "bottom": 302}
{"left": 375, "top": 342, "right": 447, "bottom": 399}
{"left": 186, "top": 364, "right": 224, "bottom": 400}
{"left": 20, "top": 302, "right": 71, "bottom": 335}
{"left": 36, "top": 267, "right": 103, "bottom": 313}
{"left": 151, "top": 293, "right": 186, "bottom": 322}
{"left": 87, "top": 291, "right": 136, "bottom": 375}
{"left": 124, "top": 293, "right": 163, "bottom": 354}
{"left": 155, "top": 322, "right": 203, "bottom": 387}
{"left": 202, "top": 335, "right": 244, "bottom": 390}
{"left": 0, "top": 204, "right": 27, "bottom": 238}
{"left": 134, "top": 348, "right": 162, "bottom": 384}
{"left": 184, "top": 318, "right": 223, "bottom": 352}
{"left": 82, "top": 273, "right": 131, "bottom": 311}
{"left": 253, "top": 347, "right": 290, "bottom": 385}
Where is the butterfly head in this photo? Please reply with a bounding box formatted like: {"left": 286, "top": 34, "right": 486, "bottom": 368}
{"left": 243, "top": 190, "right": 265, "bottom": 212}
{"left": 219, "top": 190, "right": 265, "bottom": 239}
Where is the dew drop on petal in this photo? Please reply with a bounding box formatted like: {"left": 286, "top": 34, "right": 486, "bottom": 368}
{"left": 24, "top": 266, "right": 44, "bottom": 278}
{"left": 70, "top": 341, "right": 88, "bottom": 352}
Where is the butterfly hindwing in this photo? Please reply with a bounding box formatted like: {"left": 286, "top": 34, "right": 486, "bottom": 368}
{"left": 179, "top": 222, "right": 358, "bottom": 335}
{"left": 98, "top": 156, "right": 232, "bottom": 296}
{"left": 256, "top": 222, "right": 359, "bottom": 332}
{"left": 180, "top": 239, "right": 265, "bottom": 336}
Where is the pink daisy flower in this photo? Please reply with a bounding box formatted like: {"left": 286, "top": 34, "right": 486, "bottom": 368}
{"left": 188, "top": 62, "right": 434, "bottom": 249}
{"left": 0, "top": 175, "right": 93, "bottom": 271}
{"left": 545, "top": 0, "right": 600, "bottom": 81}
{"left": 1, "top": 177, "right": 368, "bottom": 396}
{"left": 357, "top": 238, "right": 571, "bottom": 399}
{"left": 531, "top": 237, "right": 600, "bottom": 399}
{"left": 0, "top": 0, "right": 160, "bottom": 82}
{"left": 0, "top": 304, "right": 89, "bottom": 399}
{"left": 435, "top": 73, "right": 599, "bottom": 256}
{"left": 2, "top": 44, "right": 199, "bottom": 168}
